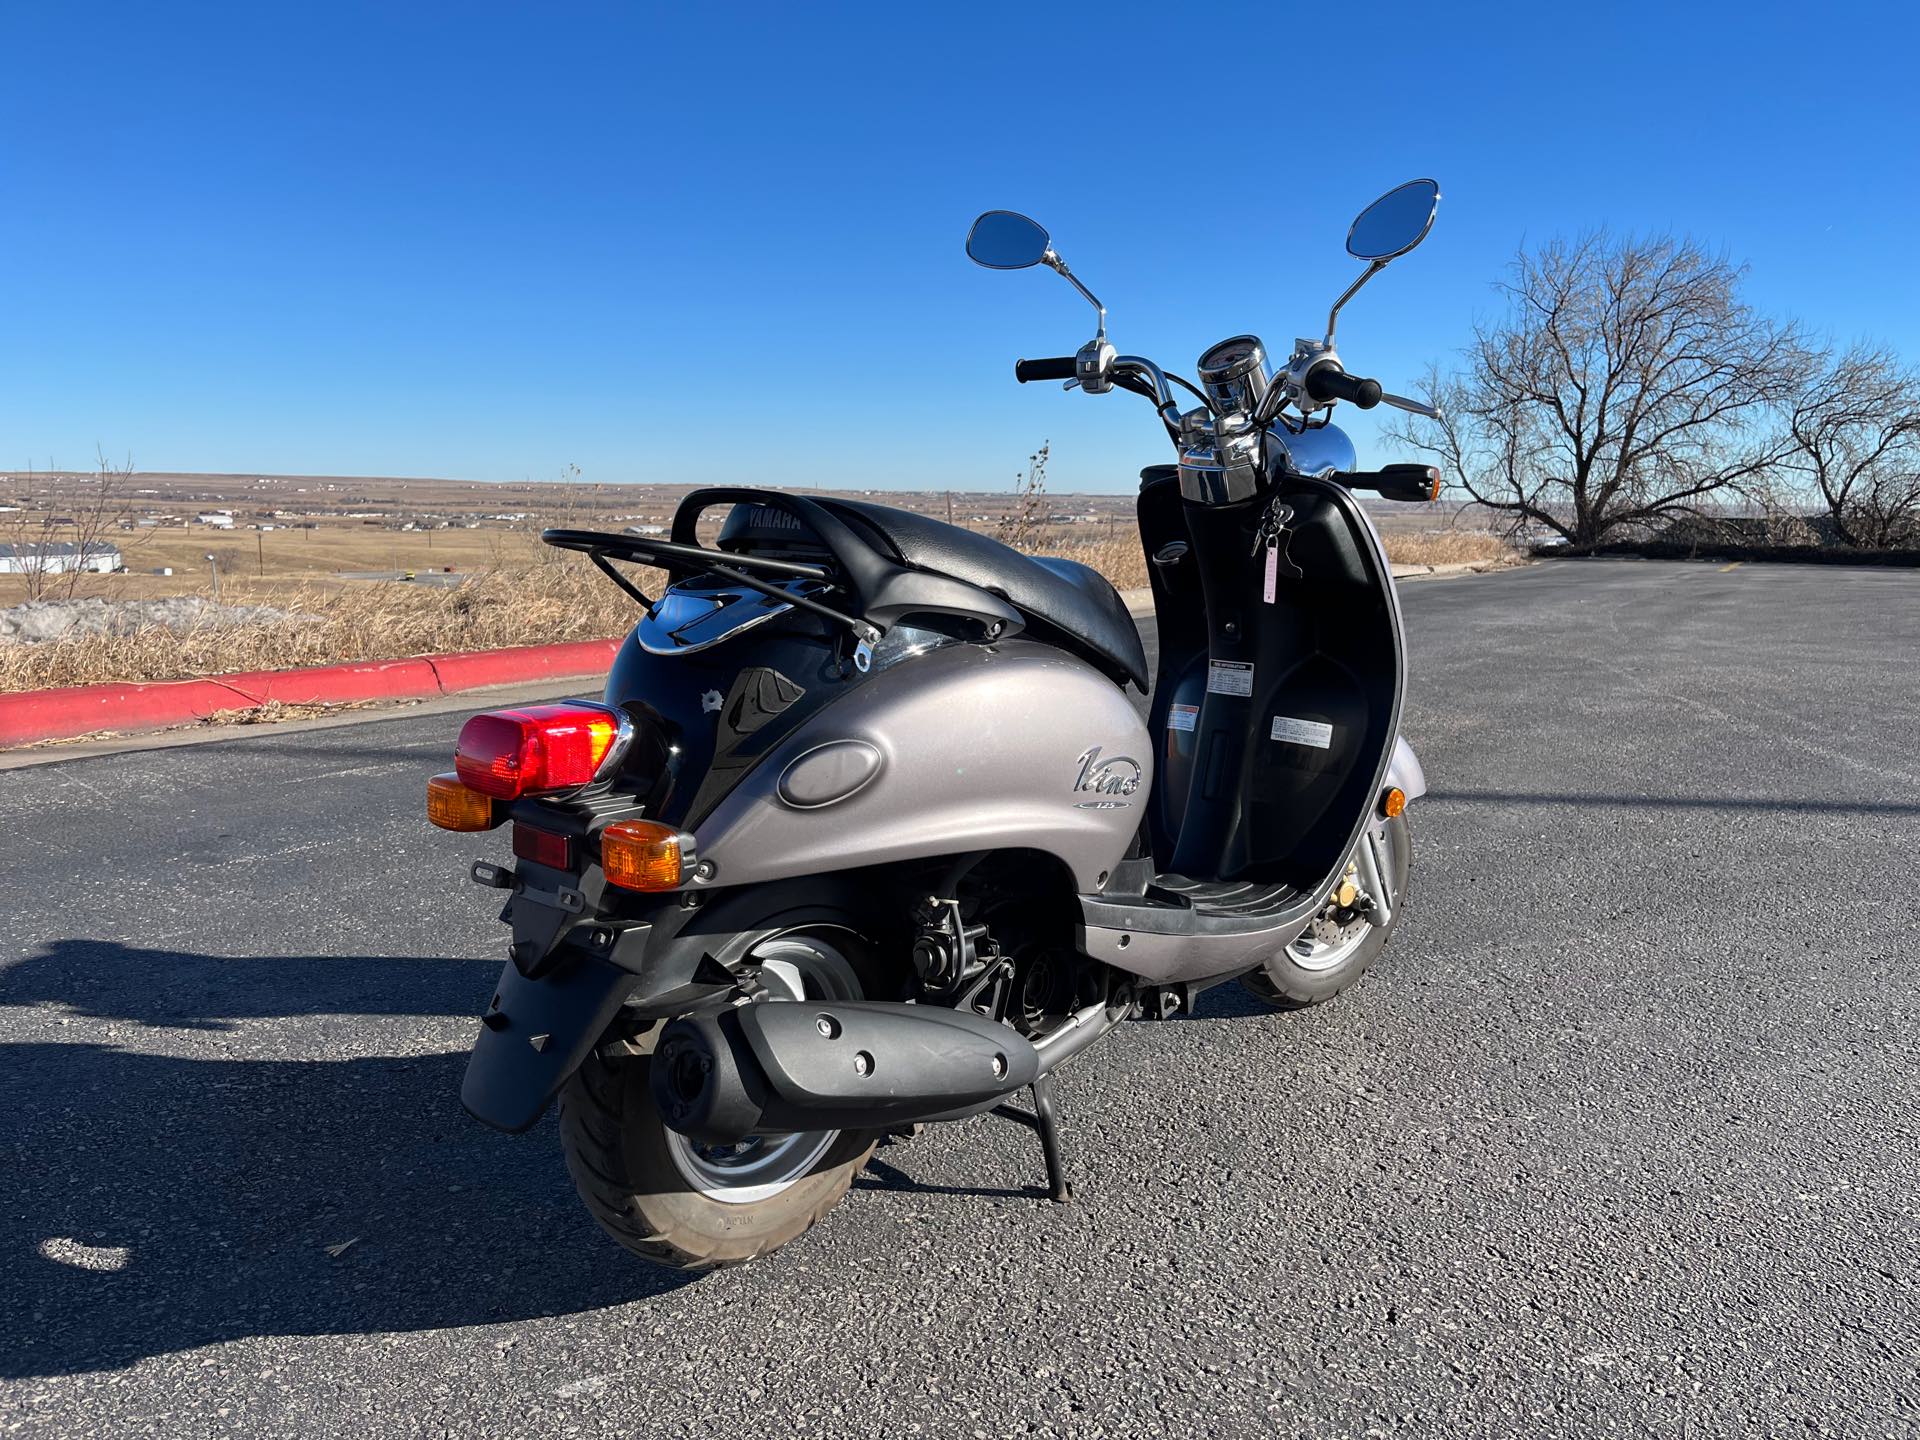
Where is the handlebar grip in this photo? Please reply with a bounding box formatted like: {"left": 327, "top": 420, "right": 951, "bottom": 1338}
{"left": 1304, "top": 363, "right": 1383, "bottom": 410}
{"left": 1014, "top": 356, "right": 1078, "bottom": 383}
{"left": 1344, "top": 464, "right": 1442, "bottom": 502}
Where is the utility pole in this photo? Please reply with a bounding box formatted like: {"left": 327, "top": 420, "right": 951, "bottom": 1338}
{"left": 257, "top": 531, "right": 264, "bottom": 577}
{"left": 205, "top": 552, "right": 220, "bottom": 603}
{"left": 946, "top": 491, "right": 953, "bottom": 524}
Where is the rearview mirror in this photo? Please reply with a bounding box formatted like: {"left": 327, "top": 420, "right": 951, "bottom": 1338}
{"left": 966, "top": 211, "right": 1052, "bottom": 270}
{"left": 1346, "top": 179, "right": 1441, "bottom": 261}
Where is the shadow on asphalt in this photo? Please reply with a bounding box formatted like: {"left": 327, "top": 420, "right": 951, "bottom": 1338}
{"left": 0, "top": 941, "right": 694, "bottom": 1379}
{"left": 1428, "top": 787, "right": 1920, "bottom": 816}
{"left": 854, "top": 1154, "right": 1045, "bottom": 1202}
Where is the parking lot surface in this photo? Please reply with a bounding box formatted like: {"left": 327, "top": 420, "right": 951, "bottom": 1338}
{"left": 2, "top": 559, "right": 1916, "bottom": 1437}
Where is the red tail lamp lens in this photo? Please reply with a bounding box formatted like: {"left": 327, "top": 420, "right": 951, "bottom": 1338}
{"left": 454, "top": 703, "right": 623, "bottom": 800}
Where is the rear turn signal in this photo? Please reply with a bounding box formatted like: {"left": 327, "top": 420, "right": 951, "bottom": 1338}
{"left": 454, "top": 702, "right": 626, "bottom": 800}
{"left": 600, "top": 820, "right": 688, "bottom": 892}
{"left": 427, "top": 772, "right": 500, "bottom": 832}
{"left": 1380, "top": 786, "right": 1407, "bottom": 819}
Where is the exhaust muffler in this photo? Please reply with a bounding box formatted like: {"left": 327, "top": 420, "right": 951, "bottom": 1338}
{"left": 652, "top": 1001, "right": 1042, "bottom": 1143}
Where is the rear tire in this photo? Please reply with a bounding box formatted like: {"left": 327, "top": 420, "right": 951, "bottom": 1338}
{"left": 557, "top": 929, "right": 880, "bottom": 1271}
{"left": 1241, "top": 814, "right": 1410, "bottom": 1010}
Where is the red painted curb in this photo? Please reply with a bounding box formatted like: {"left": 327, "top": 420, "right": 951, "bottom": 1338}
{"left": 0, "top": 638, "right": 623, "bottom": 749}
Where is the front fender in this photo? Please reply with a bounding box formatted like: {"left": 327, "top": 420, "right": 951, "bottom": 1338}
{"left": 1367, "top": 734, "right": 1426, "bottom": 837}
{"left": 1388, "top": 734, "right": 1427, "bottom": 801}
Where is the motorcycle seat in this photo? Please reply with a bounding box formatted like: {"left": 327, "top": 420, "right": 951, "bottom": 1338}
{"left": 820, "top": 500, "right": 1147, "bottom": 691}
{"left": 714, "top": 495, "right": 1148, "bottom": 690}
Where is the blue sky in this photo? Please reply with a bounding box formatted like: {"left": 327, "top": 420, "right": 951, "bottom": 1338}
{"left": 4, "top": 1, "right": 1916, "bottom": 493}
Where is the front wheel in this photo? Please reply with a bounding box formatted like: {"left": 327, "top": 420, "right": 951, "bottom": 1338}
{"left": 1241, "top": 813, "right": 1411, "bottom": 1010}
{"left": 557, "top": 929, "right": 880, "bottom": 1271}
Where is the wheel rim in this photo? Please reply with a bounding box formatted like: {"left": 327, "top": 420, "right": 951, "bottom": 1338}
{"left": 662, "top": 931, "right": 861, "bottom": 1206}
{"left": 1287, "top": 827, "right": 1394, "bottom": 973}
{"left": 1287, "top": 914, "right": 1373, "bottom": 972}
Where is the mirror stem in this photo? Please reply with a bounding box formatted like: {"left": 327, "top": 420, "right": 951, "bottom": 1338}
{"left": 1324, "top": 259, "right": 1387, "bottom": 346}
{"left": 1043, "top": 250, "right": 1107, "bottom": 340}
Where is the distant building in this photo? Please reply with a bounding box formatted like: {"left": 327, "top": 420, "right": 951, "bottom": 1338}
{"left": 0, "top": 541, "right": 122, "bottom": 575}
{"left": 196, "top": 512, "right": 235, "bottom": 529}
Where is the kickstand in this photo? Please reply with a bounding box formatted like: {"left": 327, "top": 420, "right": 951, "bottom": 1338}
{"left": 993, "top": 1074, "right": 1073, "bottom": 1203}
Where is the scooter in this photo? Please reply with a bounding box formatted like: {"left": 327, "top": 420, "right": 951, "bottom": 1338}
{"left": 430, "top": 180, "right": 1446, "bottom": 1270}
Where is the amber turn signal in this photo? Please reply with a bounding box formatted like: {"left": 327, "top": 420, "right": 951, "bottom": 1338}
{"left": 600, "top": 820, "right": 688, "bottom": 892}
{"left": 1380, "top": 786, "right": 1407, "bottom": 819}
{"left": 427, "top": 772, "right": 500, "bottom": 832}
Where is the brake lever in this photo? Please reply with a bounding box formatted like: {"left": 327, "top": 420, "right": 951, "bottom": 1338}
{"left": 1063, "top": 378, "right": 1082, "bottom": 392}
{"left": 1380, "top": 391, "right": 1441, "bottom": 420}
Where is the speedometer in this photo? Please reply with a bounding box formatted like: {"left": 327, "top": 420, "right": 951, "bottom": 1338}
{"left": 1197, "top": 334, "right": 1272, "bottom": 415}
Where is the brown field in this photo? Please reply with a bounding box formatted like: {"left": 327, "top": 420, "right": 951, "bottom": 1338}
{"left": 1, "top": 470, "right": 1518, "bottom": 692}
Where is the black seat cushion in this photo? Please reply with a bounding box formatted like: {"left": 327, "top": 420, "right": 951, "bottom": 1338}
{"left": 816, "top": 499, "right": 1148, "bottom": 690}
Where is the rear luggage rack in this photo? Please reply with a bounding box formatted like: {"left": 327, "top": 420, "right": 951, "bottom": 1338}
{"left": 543, "top": 526, "right": 884, "bottom": 660}
{"left": 546, "top": 486, "right": 1024, "bottom": 662}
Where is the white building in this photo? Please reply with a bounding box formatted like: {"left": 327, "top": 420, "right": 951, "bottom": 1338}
{"left": 0, "top": 542, "right": 122, "bottom": 575}
{"left": 196, "top": 512, "right": 235, "bottom": 529}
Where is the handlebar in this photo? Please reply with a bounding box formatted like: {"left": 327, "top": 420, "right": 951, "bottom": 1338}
{"left": 1304, "top": 362, "right": 1382, "bottom": 410}
{"left": 1342, "top": 464, "right": 1441, "bottom": 503}
{"left": 1014, "top": 356, "right": 1078, "bottom": 383}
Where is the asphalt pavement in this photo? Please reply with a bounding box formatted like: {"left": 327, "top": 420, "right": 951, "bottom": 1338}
{"left": 2, "top": 559, "right": 1916, "bottom": 1438}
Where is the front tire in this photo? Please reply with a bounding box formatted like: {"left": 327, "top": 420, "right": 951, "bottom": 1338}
{"left": 557, "top": 929, "right": 880, "bottom": 1271}
{"left": 1241, "top": 813, "right": 1411, "bottom": 1010}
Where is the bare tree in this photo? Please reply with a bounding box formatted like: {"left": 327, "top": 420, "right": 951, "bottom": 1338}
{"left": 1389, "top": 233, "right": 1807, "bottom": 547}
{"left": 57, "top": 449, "right": 139, "bottom": 598}
{"left": 1, "top": 453, "right": 138, "bottom": 600}
{"left": 0, "top": 464, "right": 59, "bottom": 601}
{"left": 1780, "top": 342, "right": 1920, "bottom": 548}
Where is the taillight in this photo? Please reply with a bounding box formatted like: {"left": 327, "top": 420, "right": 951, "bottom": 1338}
{"left": 454, "top": 702, "right": 627, "bottom": 800}
{"left": 601, "top": 820, "right": 689, "bottom": 892}
{"left": 511, "top": 821, "right": 572, "bottom": 870}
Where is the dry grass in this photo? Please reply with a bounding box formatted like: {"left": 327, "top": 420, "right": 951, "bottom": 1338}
{"left": 1380, "top": 530, "right": 1524, "bottom": 567}
{"left": 0, "top": 557, "right": 657, "bottom": 692}
{"left": 1, "top": 519, "right": 1520, "bottom": 694}
{"left": 1025, "top": 524, "right": 1522, "bottom": 583}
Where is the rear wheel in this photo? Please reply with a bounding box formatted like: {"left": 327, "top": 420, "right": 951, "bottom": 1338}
{"left": 557, "top": 929, "right": 880, "bottom": 1270}
{"left": 1241, "top": 814, "right": 1410, "bottom": 1009}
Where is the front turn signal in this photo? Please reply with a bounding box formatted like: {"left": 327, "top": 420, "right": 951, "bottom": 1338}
{"left": 1380, "top": 786, "right": 1407, "bottom": 819}
{"left": 601, "top": 820, "right": 688, "bottom": 892}
{"left": 428, "top": 772, "right": 501, "bottom": 832}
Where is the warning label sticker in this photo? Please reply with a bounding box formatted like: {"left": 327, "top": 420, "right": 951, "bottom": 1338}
{"left": 1168, "top": 703, "right": 1199, "bottom": 732}
{"left": 1206, "top": 660, "right": 1254, "bottom": 697}
{"left": 1270, "top": 715, "right": 1334, "bottom": 749}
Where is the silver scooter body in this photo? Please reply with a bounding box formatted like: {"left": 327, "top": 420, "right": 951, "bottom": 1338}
{"left": 679, "top": 481, "right": 1424, "bottom": 985}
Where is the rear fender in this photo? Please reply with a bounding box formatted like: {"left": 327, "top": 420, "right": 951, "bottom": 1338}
{"left": 460, "top": 955, "right": 639, "bottom": 1134}
{"left": 460, "top": 876, "right": 900, "bottom": 1134}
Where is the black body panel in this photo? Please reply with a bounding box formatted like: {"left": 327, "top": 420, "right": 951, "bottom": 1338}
{"left": 1136, "top": 465, "right": 1404, "bottom": 891}
{"left": 601, "top": 610, "right": 858, "bottom": 829}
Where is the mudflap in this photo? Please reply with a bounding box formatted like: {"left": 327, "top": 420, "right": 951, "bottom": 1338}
{"left": 460, "top": 954, "right": 640, "bottom": 1134}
